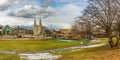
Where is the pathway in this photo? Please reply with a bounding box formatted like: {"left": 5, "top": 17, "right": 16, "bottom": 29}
{"left": 0, "top": 44, "right": 105, "bottom": 54}
{"left": 0, "top": 43, "right": 105, "bottom": 60}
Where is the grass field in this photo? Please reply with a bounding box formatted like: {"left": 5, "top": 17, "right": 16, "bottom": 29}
{"left": 55, "top": 38, "right": 120, "bottom": 60}
{"left": 55, "top": 45, "right": 120, "bottom": 60}
{"left": 0, "top": 53, "right": 19, "bottom": 60}
{"left": 0, "top": 38, "right": 120, "bottom": 60}
{"left": 0, "top": 40, "right": 82, "bottom": 60}
{"left": 0, "top": 40, "right": 81, "bottom": 52}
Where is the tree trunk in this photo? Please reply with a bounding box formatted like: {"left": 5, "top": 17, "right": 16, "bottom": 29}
{"left": 115, "top": 38, "right": 119, "bottom": 47}
{"left": 115, "top": 34, "right": 120, "bottom": 48}
{"left": 108, "top": 36, "right": 114, "bottom": 48}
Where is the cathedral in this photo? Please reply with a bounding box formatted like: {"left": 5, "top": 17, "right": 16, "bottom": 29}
{"left": 34, "top": 17, "right": 42, "bottom": 36}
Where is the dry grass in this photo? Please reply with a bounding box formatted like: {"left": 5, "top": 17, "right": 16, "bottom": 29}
{"left": 56, "top": 45, "right": 120, "bottom": 60}
{"left": 0, "top": 40, "right": 81, "bottom": 52}
{"left": 0, "top": 53, "right": 19, "bottom": 60}
{"left": 56, "top": 38, "right": 120, "bottom": 60}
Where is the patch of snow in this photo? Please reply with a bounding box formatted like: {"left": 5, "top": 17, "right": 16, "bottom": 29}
{"left": 71, "top": 49, "right": 82, "bottom": 52}
{"left": 70, "top": 44, "right": 105, "bottom": 52}
{"left": 19, "top": 53, "right": 61, "bottom": 60}
{"left": 0, "top": 51, "right": 16, "bottom": 54}
{"left": 70, "top": 44, "right": 105, "bottom": 49}
{"left": 89, "top": 39, "right": 101, "bottom": 44}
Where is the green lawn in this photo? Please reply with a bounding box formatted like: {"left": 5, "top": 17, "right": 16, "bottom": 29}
{"left": 0, "top": 40, "right": 82, "bottom": 60}
{"left": 0, "top": 38, "right": 118, "bottom": 60}
{"left": 0, "top": 40, "right": 81, "bottom": 52}
{"left": 0, "top": 53, "right": 19, "bottom": 60}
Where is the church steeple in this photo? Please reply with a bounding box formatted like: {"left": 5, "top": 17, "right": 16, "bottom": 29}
{"left": 39, "top": 17, "right": 42, "bottom": 33}
{"left": 39, "top": 17, "right": 42, "bottom": 28}
{"left": 34, "top": 17, "right": 36, "bottom": 25}
{"left": 33, "top": 17, "right": 43, "bottom": 36}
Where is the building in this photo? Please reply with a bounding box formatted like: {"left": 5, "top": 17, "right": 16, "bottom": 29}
{"left": 0, "top": 25, "right": 10, "bottom": 35}
{"left": 59, "top": 29, "right": 72, "bottom": 39}
{"left": 10, "top": 27, "right": 33, "bottom": 37}
{"left": 34, "top": 17, "right": 42, "bottom": 36}
{"left": 60, "top": 29, "right": 72, "bottom": 34}
{"left": 0, "top": 25, "right": 3, "bottom": 35}
{"left": 3, "top": 25, "right": 10, "bottom": 35}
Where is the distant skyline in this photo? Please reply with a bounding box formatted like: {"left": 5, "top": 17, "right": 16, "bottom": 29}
{"left": 0, "top": 0, "right": 88, "bottom": 29}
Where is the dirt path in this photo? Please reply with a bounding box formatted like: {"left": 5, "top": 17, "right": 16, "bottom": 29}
{"left": 0, "top": 44, "right": 105, "bottom": 54}
{"left": 0, "top": 44, "right": 105, "bottom": 60}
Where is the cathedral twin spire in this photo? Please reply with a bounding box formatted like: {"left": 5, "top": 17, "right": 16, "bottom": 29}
{"left": 34, "top": 17, "right": 42, "bottom": 27}
{"left": 34, "top": 17, "right": 42, "bottom": 35}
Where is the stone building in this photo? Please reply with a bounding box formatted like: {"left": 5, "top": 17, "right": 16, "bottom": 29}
{"left": 59, "top": 29, "right": 72, "bottom": 39}
{"left": 60, "top": 29, "right": 72, "bottom": 34}
{"left": 34, "top": 18, "right": 42, "bottom": 36}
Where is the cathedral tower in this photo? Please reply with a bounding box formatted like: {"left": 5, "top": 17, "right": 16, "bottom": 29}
{"left": 34, "top": 18, "right": 36, "bottom": 25}
{"left": 33, "top": 17, "right": 42, "bottom": 36}
{"left": 39, "top": 17, "right": 42, "bottom": 33}
{"left": 34, "top": 17, "right": 37, "bottom": 35}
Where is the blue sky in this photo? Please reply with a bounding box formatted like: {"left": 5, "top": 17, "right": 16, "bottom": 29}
{"left": 0, "top": 0, "right": 88, "bottom": 29}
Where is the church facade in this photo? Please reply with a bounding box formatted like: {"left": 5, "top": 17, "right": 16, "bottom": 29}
{"left": 33, "top": 18, "right": 42, "bottom": 36}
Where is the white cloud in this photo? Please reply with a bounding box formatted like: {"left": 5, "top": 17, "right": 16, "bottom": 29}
{"left": 8, "top": 5, "right": 59, "bottom": 18}
{"left": 61, "top": 4, "right": 82, "bottom": 16}
{"left": 54, "top": 0, "right": 87, "bottom": 5}
{"left": 0, "top": 0, "right": 83, "bottom": 29}
{"left": 0, "top": 12, "right": 33, "bottom": 26}
{"left": 42, "top": 22, "right": 71, "bottom": 29}
{"left": 44, "top": 4, "right": 82, "bottom": 29}
{"left": 55, "top": 0, "right": 78, "bottom": 3}
{"left": 0, "top": 0, "right": 7, "bottom": 4}
{"left": 0, "top": 0, "right": 24, "bottom": 11}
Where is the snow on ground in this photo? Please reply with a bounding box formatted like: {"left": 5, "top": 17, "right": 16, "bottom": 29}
{"left": 70, "top": 44, "right": 105, "bottom": 49}
{"left": 19, "top": 53, "right": 61, "bottom": 60}
{"left": 70, "top": 44, "right": 105, "bottom": 52}
{"left": 18, "top": 44, "right": 105, "bottom": 60}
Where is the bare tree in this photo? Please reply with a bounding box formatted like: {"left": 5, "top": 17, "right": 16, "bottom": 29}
{"left": 71, "top": 19, "right": 79, "bottom": 36}
{"left": 112, "top": 0, "right": 120, "bottom": 47}
{"left": 71, "top": 15, "right": 95, "bottom": 39}
{"left": 83, "top": 0, "right": 120, "bottom": 48}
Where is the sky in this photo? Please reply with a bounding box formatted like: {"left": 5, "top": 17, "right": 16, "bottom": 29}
{"left": 0, "top": 0, "right": 88, "bottom": 29}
